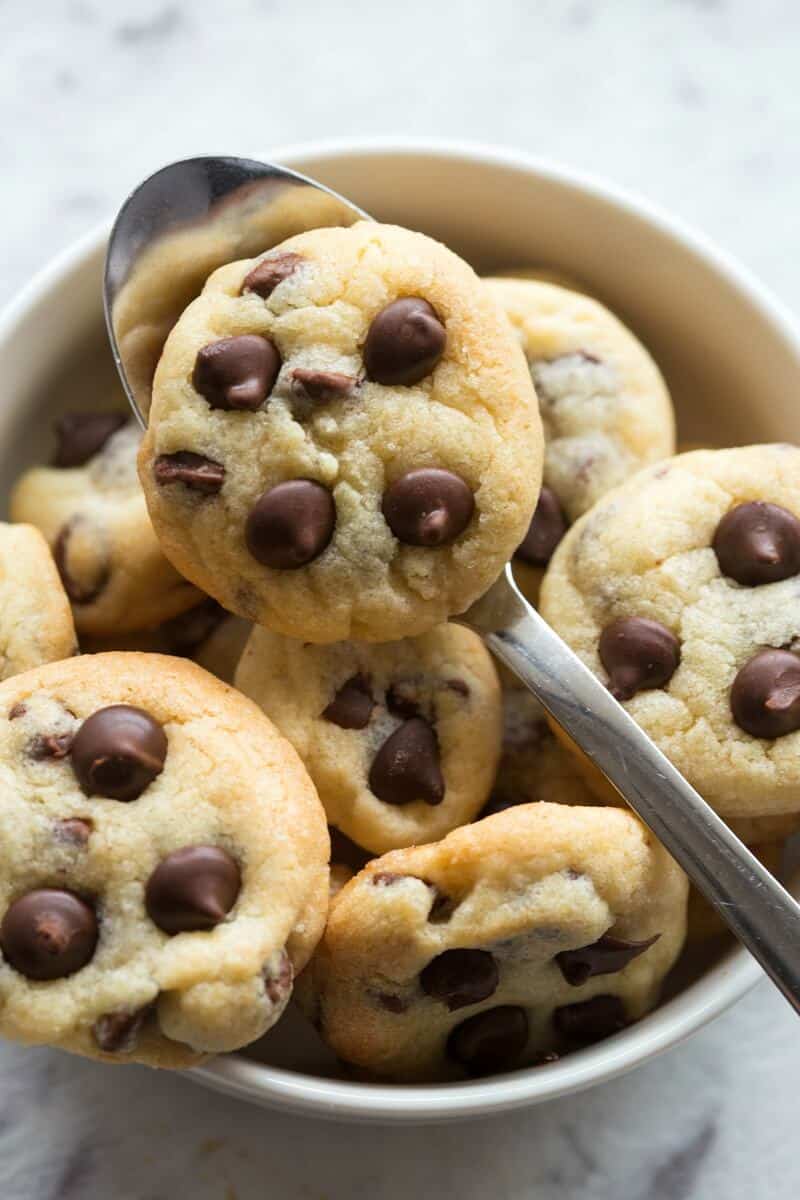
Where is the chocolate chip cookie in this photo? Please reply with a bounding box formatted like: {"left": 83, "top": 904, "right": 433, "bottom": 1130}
{"left": 484, "top": 278, "right": 675, "bottom": 602}
{"left": 0, "top": 522, "right": 77, "bottom": 679}
{"left": 10, "top": 414, "right": 202, "bottom": 637}
{"left": 140, "top": 222, "right": 542, "bottom": 642}
{"left": 0, "top": 653, "right": 328, "bottom": 1066}
{"left": 299, "top": 803, "right": 687, "bottom": 1080}
{"left": 235, "top": 623, "right": 502, "bottom": 855}
{"left": 540, "top": 444, "right": 800, "bottom": 819}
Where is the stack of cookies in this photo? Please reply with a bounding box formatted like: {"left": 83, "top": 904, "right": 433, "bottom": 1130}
{"left": 1, "top": 218, "right": 795, "bottom": 1082}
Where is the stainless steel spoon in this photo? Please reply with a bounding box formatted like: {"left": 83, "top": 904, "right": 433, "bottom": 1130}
{"left": 104, "top": 156, "right": 800, "bottom": 1012}
{"left": 104, "top": 155, "right": 367, "bottom": 426}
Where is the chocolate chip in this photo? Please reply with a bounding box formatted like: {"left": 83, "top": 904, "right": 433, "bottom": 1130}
{"left": 0, "top": 889, "right": 98, "bottom": 980}
{"left": 514, "top": 486, "right": 569, "bottom": 567}
{"left": 145, "top": 845, "right": 241, "bottom": 934}
{"left": 363, "top": 297, "right": 446, "bottom": 386}
{"left": 242, "top": 252, "right": 304, "bottom": 298}
{"left": 369, "top": 718, "right": 445, "bottom": 806}
{"left": 264, "top": 950, "right": 293, "bottom": 1006}
{"left": 386, "top": 681, "right": 422, "bottom": 719}
{"left": 55, "top": 817, "right": 93, "bottom": 846}
{"left": 160, "top": 598, "right": 226, "bottom": 653}
{"left": 71, "top": 705, "right": 167, "bottom": 801}
{"left": 322, "top": 675, "right": 374, "bottom": 729}
{"left": 52, "top": 412, "right": 127, "bottom": 468}
{"left": 556, "top": 933, "right": 660, "bottom": 987}
{"left": 291, "top": 368, "right": 358, "bottom": 405}
{"left": 599, "top": 617, "right": 680, "bottom": 701}
{"left": 427, "top": 888, "right": 458, "bottom": 924}
{"left": 375, "top": 991, "right": 408, "bottom": 1014}
{"left": 713, "top": 501, "right": 800, "bottom": 586}
{"left": 447, "top": 1006, "right": 529, "bottom": 1076}
{"left": 328, "top": 826, "right": 371, "bottom": 872}
{"left": 553, "top": 994, "right": 627, "bottom": 1043}
{"left": 154, "top": 452, "right": 225, "bottom": 494}
{"left": 53, "top": 519, "right": 110, "bottom": 605}
{"left": 30, "top": 732, "right": 74, "bottom": 761}
{"left": 420, "top": 949, "right": 499, "bottom": 1011}
{"left": 93, "top": 1005, "right": 150, "bottom": 1053}
{"left": 245, "top": 479, "right": 335, "bottom": 569}
{"left": 193, "top": 335, "right": 281, "bottom": 411}
{"left": 730, "top": 649, "right": 800, "bottom": 738}
{"left": 8, "top": 702, "right": 27, "bottom": 720}
{"left": 383, "top": 469, "right": 474, "bottom": 547}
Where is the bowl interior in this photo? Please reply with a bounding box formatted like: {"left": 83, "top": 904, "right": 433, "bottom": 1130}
{"left": 2, "top": 142, "right": 799, "bottom": 1120}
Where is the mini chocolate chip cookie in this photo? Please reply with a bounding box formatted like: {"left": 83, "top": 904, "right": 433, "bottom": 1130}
{"left": 0, "top": 653, "right": 328, "bottom": 1066}
{"left": 298, "top": 803, "right": 686, "bottom": 1081}
{"left": 139, "top": 222, "right": 542, "bottom": 642}
{"left": 484, "top": 278, "right": 675, "bottom": 603}
{"left": 10, "top": 414, "right": 202, "bottom": 637}
{"left": 235, "top": 623, "right": 502, "bottom": 854}
{"left": 0, "top": 523, "right": 77, "bottom": 679}
{"left": 540, "top": 444, "right": 800, "bottom": 820}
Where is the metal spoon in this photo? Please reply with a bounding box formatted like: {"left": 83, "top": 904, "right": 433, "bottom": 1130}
{"left": 104, "top": 155, "right": 367, "bottom": 426}
{"left": 104, "top": 156, "right": 800, "bottom": 1011}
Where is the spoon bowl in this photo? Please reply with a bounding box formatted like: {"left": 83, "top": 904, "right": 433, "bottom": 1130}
{"left": 104, "top": 155, "right": 366, "bottom": 425}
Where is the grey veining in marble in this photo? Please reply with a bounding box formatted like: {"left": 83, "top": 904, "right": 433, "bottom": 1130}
{"left": 2, "top": 1, "right": 800, "bottom": 1197}
{"left": 0, "top": 988, "right": 794, "bottom": 1199}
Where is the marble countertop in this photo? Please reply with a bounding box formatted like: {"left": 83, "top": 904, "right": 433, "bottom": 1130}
{"left": 2, "top": 1, "right": 799, "bottom": 1196}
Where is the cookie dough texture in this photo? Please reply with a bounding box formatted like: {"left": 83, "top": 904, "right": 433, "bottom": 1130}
{"left": 11, "top": 421, "right": 201, "bottom": 636}
{"left": 140, "top": 222, "right": 542, "bottom": 643}
{"left": 236, "top": 623, "right": 502, "bottom": 855}
{"left": 299, "top": 803, "right": 687, "bottom": 1081}
{"left": 0, "top": 654, "right": 328, "bottom": 1067}
{"left": 0, "top": 523, "right": 77, "bottom": 679}
{"left": 540, "top": 445, "right": 800, "bottom": 819}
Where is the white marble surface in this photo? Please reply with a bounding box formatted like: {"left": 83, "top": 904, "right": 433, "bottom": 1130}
{"left": 2, "top": 1, "right": 800, "bottom": 1196}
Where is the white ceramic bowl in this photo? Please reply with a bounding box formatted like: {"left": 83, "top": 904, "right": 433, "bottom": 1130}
{"left": 2, "top": 139, "right": 799, "bottom": 1124}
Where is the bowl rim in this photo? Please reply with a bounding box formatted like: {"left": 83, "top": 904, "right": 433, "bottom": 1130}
{"left": 191, "top": 946, "right": 744, "bottom": 1122}
{"left": 2, "top": 136, "right": 797, "bottom": 1123}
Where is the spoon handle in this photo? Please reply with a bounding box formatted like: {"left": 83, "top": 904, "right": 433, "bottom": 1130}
{"left": 458, "top": 567, "right": 800, "bottom": 1015}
